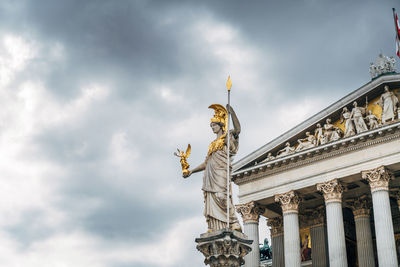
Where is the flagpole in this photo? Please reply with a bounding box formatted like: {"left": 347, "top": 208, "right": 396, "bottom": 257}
{"left": 226, "top": 76, "right": 231, "bottom": 229}
{"left": 393, "top": 8, "right": 399, "bottom": 39}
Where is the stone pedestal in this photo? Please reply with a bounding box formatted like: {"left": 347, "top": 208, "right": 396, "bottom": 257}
{"left": 195, "top": 229, "right": 253, "bottom": 267}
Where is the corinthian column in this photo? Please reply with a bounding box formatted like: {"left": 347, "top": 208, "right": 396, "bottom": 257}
{"left": 236, "top": 201, "right": 265, "bottom": 267}
{"left": 362, "top": 166, "right": 398, "bottom": 267}
{"left": 267, "top": 217, "right": 284, "bottom": 267}
{"left": 275, "top": 190, "right": 301, "bottom": 267}
{"left": 348, "top": 197, "right": 375, "bottom": 267}
{"left": 317, "top": 179, "right": 348, "bottom": 267}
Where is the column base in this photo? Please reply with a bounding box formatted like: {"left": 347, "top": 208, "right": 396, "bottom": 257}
{"left": 195, "top": 229, "right": 253, "bottom": 267}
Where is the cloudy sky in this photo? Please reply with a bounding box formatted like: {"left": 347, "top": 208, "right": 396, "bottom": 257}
{"left": 0, "top": 0, "right": 399, "bottom": 266}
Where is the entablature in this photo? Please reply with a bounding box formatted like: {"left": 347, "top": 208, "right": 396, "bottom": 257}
{"left": 233, "top": 120, "right": 400, "bottom": 186}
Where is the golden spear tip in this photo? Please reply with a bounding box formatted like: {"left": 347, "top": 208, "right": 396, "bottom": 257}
{"left": 226, "top": 75, "right": 232, "bottom": 91}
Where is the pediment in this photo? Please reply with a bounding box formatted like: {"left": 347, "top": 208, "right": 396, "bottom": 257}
{"left": 232, "top": 72, "right": 400, "bottom": 179}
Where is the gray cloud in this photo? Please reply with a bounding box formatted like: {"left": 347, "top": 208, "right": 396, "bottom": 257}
{"left": 0, "top": 1, "right": 399, "bottom": 266}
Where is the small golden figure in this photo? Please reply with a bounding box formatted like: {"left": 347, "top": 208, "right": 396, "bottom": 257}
{"left": 174, "top": 144, "right": 191, "bottom": 176}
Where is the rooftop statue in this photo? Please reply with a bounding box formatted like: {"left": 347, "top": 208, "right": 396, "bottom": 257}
{"left": 261, "top": 152, "right": 275, "bottom": 163}
{"left": 378, "top": 85, "right": 399, "bottom": 123}
{"left": 365, "top": 110, "right": 380, "bottom": 129}
{"left": 350, "top": 101, "right": 368, "bottom": 134}
{"left": 314, "top": 123, "right": 325, "bottom": 145}
{"left": 323, "top": 118, "right": 335, "bottom": 143}
{"left": 182, "top": 104, "right": 242, "bottom": 232}
{"left": 370, "top": 53, "right": 396, "bottom": 79}
{"left": 277, "top": 142, "right": 295, "bottom": 157}
{"left": 341, "top": 107, "right": 356, "bottom": 137}
{"left": 295, "top": 132, "right": 316, "bottom": 152}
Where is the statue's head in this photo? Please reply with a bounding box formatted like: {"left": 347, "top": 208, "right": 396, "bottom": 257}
{"left": 353, "top": 101, "right": 358, "bottom": 107}
{"left": 305, "top": 131, "right": 311, "bottom": 136}
{"left": 285, "top": 142, "right": 290, "bottom": 147}
{"left": 368, "top": 110, "right": 372, "bottom": 115}
{"left": 264, "top": 238, "right": 269, "bottom": 245}
{"left": 384, "top": 85, "right": 390, "bottom": 92}
{"left": 326, "top": 118, "right": 331, "bottom": 124}
{"left": 209, "top": 104, "right": 227, "bottom": 133}
{"left": 316, "top": 123, "right": 321, "bottom": 128}
{"left": 210, "top": 122, "right": 224, "bottom": 134}
{"left": 343, "top": 107, "right": 348, "bottom": 112}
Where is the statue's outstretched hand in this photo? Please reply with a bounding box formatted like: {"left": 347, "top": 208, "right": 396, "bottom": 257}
{"left": 183, "top": 170, "right": 192, "bottom": 178}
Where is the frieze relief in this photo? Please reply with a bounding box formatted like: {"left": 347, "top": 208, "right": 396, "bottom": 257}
{"left": 233, "top": 128, "right": 400, "bottom": 185}
{"left": 361, "top": 166, "right": 393, "bottom": 192}
{"left": 235, "top": 201, "right": 265, "bottom": 224}
{"left": 259, "top": 83, "right": 400, "bottom": 164}
{"left": 275, "top": 190, "right": 301, "bottom": 214}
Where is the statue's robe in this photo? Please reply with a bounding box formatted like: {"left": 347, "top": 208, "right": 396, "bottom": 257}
{"left": 202, "top": 131, "right": 240, "bottom": 230}
{"left": 380, "top": 91, "right": 399, "bottom": 122}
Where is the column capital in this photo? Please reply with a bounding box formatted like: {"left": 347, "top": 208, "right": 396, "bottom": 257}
{"left": 348, "top": 196, "right": 371, "bottom": 219}
{"left": 316, "top": 179, "right": 345, "bottom": 203}
{"left": 362, "top": 166, "right": 393, "bottom": 192}
{"left": 274, "top": 190, "right": 301, "bottom": 214}
{"left": 235, "top": 201, "right": 265, "bottom": 224}
{"left": 267, "top": 217, "right": 283, "bottom": 236}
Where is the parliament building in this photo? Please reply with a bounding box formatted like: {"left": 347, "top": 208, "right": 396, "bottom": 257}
{"left": 233, "top": 54, "right": 400, "bottom": 267}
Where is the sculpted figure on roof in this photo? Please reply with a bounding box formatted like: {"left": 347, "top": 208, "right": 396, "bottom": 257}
{"left": 341, "top": 107, "right": 356, "bottom": 137}
{"left": 365, "top": 110, "right": 380, "bottom": 129}
{"left": 295, "top": 132, "right": 316, "bottom": 152}
{"left": 277, "top": 142, "right": 295, "bottom": 157}
{"left": 262, "top": 152, "right": 275, "bottom": 162}
{"left": 323, "top": 118, "right": 335, "bottom": 142}
{"left": 315, "top": 123, "right": 325, "bottom": 145}
{"left": 330, "top": 127, "right": 343, "bottom": 141}
{"left": 350, "top": 101, "right": 368, "bottom": 134}
{"left": 379, "top": 85, "right": 399, "bottom": 123}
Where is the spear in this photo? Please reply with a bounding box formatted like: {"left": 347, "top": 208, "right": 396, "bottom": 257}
{"left": 226, "top": 75, "right": 232, "bottom": 228}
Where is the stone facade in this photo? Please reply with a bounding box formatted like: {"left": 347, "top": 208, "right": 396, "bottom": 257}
{"left": 232, "top": 72, "right": 400, "bottom": 266}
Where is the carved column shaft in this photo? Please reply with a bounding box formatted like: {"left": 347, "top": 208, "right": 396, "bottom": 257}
{"left": 362, "top": 166, "right": 398, "bottom": 267}
{"left": 348, "top": 197, "right": 375, "bottom": 267}
{"left": 317, "top": 179, "right": 348, "bottom": 267}
{"left": 310, "top": 224, "right": 329, "bottom": 267}
{"left": 267, "top": 217, "right": 284, "bottom": 267}
{"left": 275, "top": 191, "right": 301, "bottom": 267}
{"left": 236, "top": 202, "right": 265, "bottom": 267}
{"left": 309, "top": 207, "right": 328, "bottom": 267}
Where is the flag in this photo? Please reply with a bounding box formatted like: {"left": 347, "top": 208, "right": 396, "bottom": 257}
{"left": 226, "top": 75, "right": 232, "bottom": 91}
{"left": 394, "top": 8, "right": 400, "bottom": 57}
